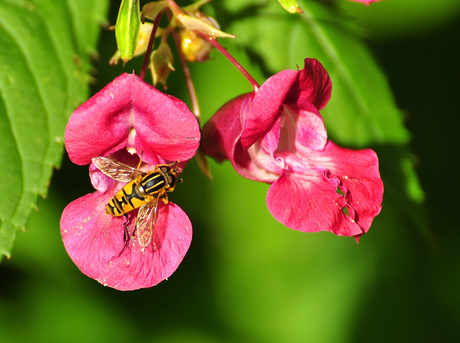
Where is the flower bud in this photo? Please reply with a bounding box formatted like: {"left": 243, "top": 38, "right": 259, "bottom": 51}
{"left": 179, "top": 28, "right": 212, "bottom": 62}
{"left": 115, "top": 0, "right": 141, "bottom": 65}
{"left": 110, "top": 22, "right": 158, "bottom": 65}
{"left": 179, "top": 8, "right": 221, "bottom": 62}
{"left": 149, "top": 41, "right": 175, "bottom": 87}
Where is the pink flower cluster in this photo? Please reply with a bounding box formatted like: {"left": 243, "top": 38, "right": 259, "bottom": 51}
{"left": 61, "top": 59, "right": 383, "bottom": 290}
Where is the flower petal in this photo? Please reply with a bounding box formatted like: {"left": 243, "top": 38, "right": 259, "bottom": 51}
{"left": 320, "top": 141, "right": 383, "bottom": 238}
{"left": 60, "top": 192, "right": 192, "bottom": 291}
{"left": 266, "top": 170, "right": 365, "bottom": 237}
{"left": 201, "top": 93, "right": 248, "bottom": 162}
{"left": 267, "top": 141, "right": 383, "bottom": 239}
{"left": 286, "top": 58, "right": 332, "bottom": 110}
{"left": 281, "top": 101, "right": 327, "bottom": 152}
{"left": 240, "top": 59, "right": 331, "bottom": 150}
{"left": 65, "top": 73, "right": 200, "bottom": 166}
{"left": 247, "top": 117, "right": 284, "bottom": 177}
{"left": 240, "top": 69, "right": 298, "bottom": 150}
{"left": 202, "top": 94, "right": 282, "bottom": 182}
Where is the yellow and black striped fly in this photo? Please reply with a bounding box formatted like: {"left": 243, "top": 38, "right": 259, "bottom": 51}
{"left": 92, "top": 156, "right": 181, "bottom": 250}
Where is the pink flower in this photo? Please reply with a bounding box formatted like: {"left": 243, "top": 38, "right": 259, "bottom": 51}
{"left": 61, "top": 73, "right": 200, "bottom": 290}
{"left": 202, "top": 59, "right": 383, "bottom": 241}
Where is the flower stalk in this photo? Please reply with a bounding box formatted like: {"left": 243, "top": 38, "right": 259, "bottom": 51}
{"left": 172, "top": 28, "right": 201, "bottom": 119}
{"left": 140, "top": 9, "right": 164, "bottom": 80}
{"left": 194, "top": 30, "right": 260, "bottom": 92}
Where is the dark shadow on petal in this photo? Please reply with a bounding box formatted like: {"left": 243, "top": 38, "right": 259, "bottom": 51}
{"left": 151, "top": 202, "right": 169, "bottom": 252}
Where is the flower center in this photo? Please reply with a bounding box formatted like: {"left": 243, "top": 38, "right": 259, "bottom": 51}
{"left": 127, "top": 127, "right": 137, "bottom": 155}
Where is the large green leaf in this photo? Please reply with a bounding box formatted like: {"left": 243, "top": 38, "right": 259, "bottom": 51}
{"left": 0, "top": 0, "right": 108, "bottom": 259}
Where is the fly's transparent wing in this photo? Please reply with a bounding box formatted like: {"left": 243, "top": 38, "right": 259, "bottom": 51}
{"left": 92, "top": 156, "right": 142, "bottom": 182}
{"left": 135, "top": 196, "right": 159, "bottom": 249}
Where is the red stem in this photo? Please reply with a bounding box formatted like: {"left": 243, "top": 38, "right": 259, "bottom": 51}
{"left": 171, "top": 29, "right": 201, "bottom": 120}
{"left": 194, "top": 31, "right": 260, "bottom": 92}
{"left": 140, "top": 10, "right": 164, "bottom": 80}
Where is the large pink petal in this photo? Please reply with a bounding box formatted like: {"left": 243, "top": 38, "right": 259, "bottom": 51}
{"left": 266, "top": 170, "right": 365, "bottom": 237}
{"left": 65, "top": 73, "right": 200, "bottom": 166}
{"left": 240, "top": 69, "right": 298, "bottom": 150}
{"left": 60, "top": 192, "right": 192, "bottom": 291}
{"left": 320, "top": 141, "right": 383, "bottom": 237}
{"left": 286, "top": 58, "right": 332, "bottom": 110}
{"left": 267, "top": 141, "right": 383, "bottom": 239}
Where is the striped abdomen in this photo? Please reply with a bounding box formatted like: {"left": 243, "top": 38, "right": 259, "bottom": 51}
{"left": 106, "top": 170, "right": 173, "bottom": 216}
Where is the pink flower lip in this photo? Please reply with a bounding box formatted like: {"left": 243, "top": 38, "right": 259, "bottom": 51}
{"left": 60, "top": 187, "right": 193, "bottom": 290}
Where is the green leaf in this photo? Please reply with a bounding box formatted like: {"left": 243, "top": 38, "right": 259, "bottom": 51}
{"left": 226, "top": 0, "right": 409, "bottom": 147}
{"left": 0, "top": 0, "right": 109, "bottom": 259}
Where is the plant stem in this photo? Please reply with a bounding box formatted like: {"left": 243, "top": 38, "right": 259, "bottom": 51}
{"left": 140, "top": 10, "right": 164, "bottom": 80}
{"left": 194, "top": 31, "right": 260, "bottom": 92}
{"left": 171, "top": 29, "right": 201, "bottom": 121}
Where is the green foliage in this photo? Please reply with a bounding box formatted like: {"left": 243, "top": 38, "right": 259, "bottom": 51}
{"left": 0, "top": 0, "right": 108, "bottom": 259}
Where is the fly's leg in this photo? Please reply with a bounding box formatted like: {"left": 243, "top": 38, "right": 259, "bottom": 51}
{"left": 117, "top": 214, "right": 131, "bottom": 257}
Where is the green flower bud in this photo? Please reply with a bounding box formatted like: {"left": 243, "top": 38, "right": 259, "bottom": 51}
{"left": 150, "top": 41, "right": 175, "bottom": 87}
{"left": 115, "top": 0, "right": 141, "bottom": 65}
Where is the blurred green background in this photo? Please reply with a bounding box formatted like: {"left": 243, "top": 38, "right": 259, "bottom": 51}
{"left": 1, "top": 0, "right": 460, "bottom": 342}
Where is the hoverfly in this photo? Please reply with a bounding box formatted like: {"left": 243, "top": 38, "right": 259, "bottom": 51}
{"left": 92, "top": 156, "right": 181, "bottom": 250}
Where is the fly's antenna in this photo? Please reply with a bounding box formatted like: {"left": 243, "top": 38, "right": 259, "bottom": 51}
{"left": 136, "top": 151, "right": 144, "bottom": 170}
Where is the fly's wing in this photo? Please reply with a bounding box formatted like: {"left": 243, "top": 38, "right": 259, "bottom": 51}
{"left": 92, "top": 156, "right": 142, "bottom": 182}
{"left": 135, "top": 196, "right": 159, "bottom": 250}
